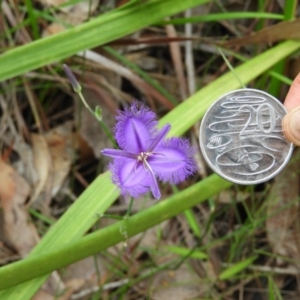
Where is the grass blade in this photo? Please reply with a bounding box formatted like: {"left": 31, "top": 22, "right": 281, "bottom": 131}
{"left": 161, "top": 12, "right": 284, "bottom": 25}
{"left": 0, "top": 0, "right": 209, "bottom": 82}
{"left": 219, "top": 256, "right": 258, "bottom": 280}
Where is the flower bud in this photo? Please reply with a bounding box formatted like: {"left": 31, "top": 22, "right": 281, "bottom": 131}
{"left": 63, "top": 64, "right": 81, "bottom": 93}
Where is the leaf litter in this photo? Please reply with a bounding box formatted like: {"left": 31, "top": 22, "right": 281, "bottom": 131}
{"left": 0, "top": 158, "right": 38, "bottom": 256}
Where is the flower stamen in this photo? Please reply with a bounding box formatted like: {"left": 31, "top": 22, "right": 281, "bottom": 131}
{"left": 137, "top": 151, "right": 154, "bottom": 172}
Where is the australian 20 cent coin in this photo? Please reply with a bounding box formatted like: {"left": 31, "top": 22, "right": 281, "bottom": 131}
{"left": 199, "top": 89, "right": 293, "bottom": 185}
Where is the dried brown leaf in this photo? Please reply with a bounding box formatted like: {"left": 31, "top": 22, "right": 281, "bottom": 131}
{"left": 217, "top": 190, "right": 249, "bottom": 204}
{"left": 60, "top": 256, "right": 107, "bottom": 288}
{"left": 0, "top": 159, "right": 39, "bottom": 257}
{"left": 32, "top": 290, "right": 54, "bottom": 300}
{"left": 42, "top": 0, "right": 99, "bottom": 37}
{"left": 45, "top": 122, "right": 75, "bottom": 197}
{"left": 29, "top": 134, "right": 53, "bottom": 206}
{"left": 30, "top": 123, "right": 76, "bottom": 212}
{"left": 57, "top": 278, "right": 85, "bottom": 300}
{"left": 112, "top": 36, "right": 197, "bottom": 46}
{"left": 13, "top": 137, "right": 39, "bottom": 186}
{"left": 36, "top": 0, "right": 66, "bottom": 5}
{"left": 34, "top": 271, "right": 65, "bottom": 299}
{"left": 0, "top": 240, "right": 19, "bottom": 265}
{"left": 150, "top": 264, "right": 206, "bottom": 299}
{"left": 57, "top": 251, "right": 108, "bottom": 298}
{"left": 43, "top": 23, "right": 66, "bottom": 36}
{"left": 225, "top": 19, "right": 300, "bottom": 47}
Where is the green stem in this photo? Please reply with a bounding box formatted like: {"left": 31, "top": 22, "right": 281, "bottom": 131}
{"left": 63, "top": 63, "right": 116, "bottom": 146}
{"left": 77, "top": 88, "right": 117, "bottom": 148}
{"left": 0, "top": 174, "right": 231, "bottom": 290}
{"left": 125, "top": 197, "right": 134, "bottom": 217}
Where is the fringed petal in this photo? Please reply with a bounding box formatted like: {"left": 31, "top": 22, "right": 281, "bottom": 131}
{"left": 109, "top": 159, "right": 152, "bottom": 198}
{"left": 115, "top": 100, "right": 157, "bottom": 152}
{"left": 150, "top": 137, "right": 197, "bottom": 184}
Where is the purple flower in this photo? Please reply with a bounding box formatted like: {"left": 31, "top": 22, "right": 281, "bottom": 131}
{"left": 101, "top": 101, "right": 197, "bottom": 199}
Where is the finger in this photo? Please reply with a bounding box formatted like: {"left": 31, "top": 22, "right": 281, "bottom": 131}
{"left": 284, "top": 72, "right": 300, "bottom": 111}
{"left": 282, "top": 73, "right": 300, "bottom": 145}
{"left": 282, "top": 106, "right": 300, "bottom": 146}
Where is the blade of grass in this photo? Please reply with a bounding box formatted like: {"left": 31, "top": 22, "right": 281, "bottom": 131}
{"left": 164, "top": 245, "right": 207, "bottom": 259}
{"left": 184, "top": 209, "right": 201, "bottom": 238}
{"left": 283, "top": 0, "right": 297, "bottom": 20}
{"left": 29, "top": 209, "right": 55, "bottom": 226}
{"left": 1, "top": 40, "right": 299, "bottom": 299}
{"left": 172, "top": 185, "right": 201, "bottom": 237}
{"left": 24, "top": 0, "right": 39, "bottom": 40}
{"left": 160, "top": 12, "right": 284, "bottom": 25}
{"left": 0, "top": 0, "right": 210, "bottom": 82}
{"left": 268, "top": 71, "right": 293, "bottom": 85}
{"left": 218, "top": 46, "right": 294, "bottom": 86}
{"left": 255, "top": 0, "right": 267, "bottom": 31}
{"left": 218, "top": 48, "right": 246, "bottom": 88}
{"left": 268, "top": 275, "right": 283, "bottom": 300}
{"left": 219, "top": 256, "right": 258, "bottom": 280}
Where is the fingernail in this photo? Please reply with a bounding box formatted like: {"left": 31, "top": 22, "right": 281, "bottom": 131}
{"left": 282, "top": 106, "right": 300, "bottom": 146}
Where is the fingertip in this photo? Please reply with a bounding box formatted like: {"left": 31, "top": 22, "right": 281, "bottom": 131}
{"left": 282, "top": 106, "right": 300, "bottom": 146}
{"left": 284, "top": 72, "right": 300, "bottom": 111}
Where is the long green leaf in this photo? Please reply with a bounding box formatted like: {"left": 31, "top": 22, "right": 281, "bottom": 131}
{"left": 0, "top": 174, "right": 228, "bottom": 290}
{"left": 0, "top": 0, "right": 209, "bottom": 82}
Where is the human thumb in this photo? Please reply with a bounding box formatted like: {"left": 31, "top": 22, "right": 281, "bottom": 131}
{"left": 282, "top": 106, "right": 300, "bottom": 146}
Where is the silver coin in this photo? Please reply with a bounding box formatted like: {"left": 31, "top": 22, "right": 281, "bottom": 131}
{"left": 199, "top": 89, "right": 293, "bottom": 185}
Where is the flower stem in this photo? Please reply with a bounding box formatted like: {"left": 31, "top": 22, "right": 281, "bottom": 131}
{"left": 77, "top": 92, "right": 117, "bottom": 148}
{"left": 63, "top": 64, "right": 117, "bottom": 148}
{"left": 125, "top": 197, "right": 134, "bottom": 218}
